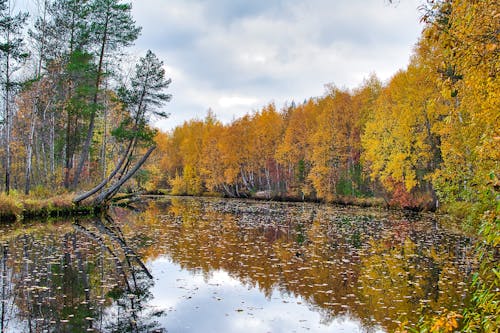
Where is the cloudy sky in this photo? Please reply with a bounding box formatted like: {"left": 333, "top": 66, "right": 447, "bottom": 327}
{"left": 22, "top": 0, "right": 424, "bottom": 131}
{"left": 128, "top": 0, "right": 424, "bottom": 131}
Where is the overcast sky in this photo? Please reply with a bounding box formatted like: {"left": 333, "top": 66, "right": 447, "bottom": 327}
{"left": 21, "top": 0, "right": 424, "bottom": 131}
{"left": 129, "top": 0, "right": 424, "bottom": 131}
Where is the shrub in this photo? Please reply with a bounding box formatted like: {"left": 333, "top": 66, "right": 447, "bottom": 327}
{"left": 0, "top": 193, "right": 23, "bottom": 218}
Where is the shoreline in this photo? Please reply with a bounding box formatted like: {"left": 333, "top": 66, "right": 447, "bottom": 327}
{"left": 0, "top": 194, "right": 103, "bottom": 223}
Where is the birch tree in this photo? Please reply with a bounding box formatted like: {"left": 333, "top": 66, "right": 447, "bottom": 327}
{"left": 0, "top": 0, "right": 28, "bottom": 194}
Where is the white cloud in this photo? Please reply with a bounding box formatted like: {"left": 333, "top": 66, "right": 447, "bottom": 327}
{"left": 219, "top": 96, "right": 259, "bottom": 108}
{"left": 146, "top": 257, "right": 385, "bottom": 333}
{"left": 130, "top": 0, "right": 423, "bottom": 131}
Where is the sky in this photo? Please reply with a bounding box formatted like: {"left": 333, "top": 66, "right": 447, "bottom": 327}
{"left": 129, "top": 0, "right": 424, "bottom": 131}
{"left": 21, "top": 0, "right": 425, "bottom": 132}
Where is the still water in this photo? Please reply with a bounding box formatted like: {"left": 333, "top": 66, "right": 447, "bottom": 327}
{"left": 0, "top": 197, "right": 474, "bottom": 332}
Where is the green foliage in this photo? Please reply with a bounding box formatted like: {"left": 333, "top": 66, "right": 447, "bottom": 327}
{"left": 65, "top": 50, "right": 99, "bottom": 116}
{"left": 134, "top": 169, "right": 151, "bottom": 189}
{"left": 461, "top": 201, "right": 500, "bottom": 332}
{"left": 40, "top": 0, "right": 91, "bottom": 59}
{"left": 296, "top": 159, "right": 306, "bottom": 184}
{"left": 111, "top": 117, "right": 157, "bottom": 144}
{"left": 88, "top": 0, "right": 141, "bottom": 53}
{"left": 115, "top": 50, "right": 171, "bottom": 147}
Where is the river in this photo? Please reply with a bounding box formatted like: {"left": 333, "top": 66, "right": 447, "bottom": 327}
{"left": 0, "top": 196, "right": 475, "bottom": 332}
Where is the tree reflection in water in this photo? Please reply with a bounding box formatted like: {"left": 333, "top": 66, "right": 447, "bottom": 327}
{"left": 0, "top": 214, "right": 163, "bottom": 333}
{"left": 127, "top": 197, "right": 474, "bottom": 332}
{"left": 0, "top": 197, "right": 476, "bottom": 332}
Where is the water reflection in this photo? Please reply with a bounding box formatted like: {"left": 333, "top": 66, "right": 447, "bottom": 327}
{"left": 0, "top": 215, "right": 162, "bottom": 333}
{"left": 131, "top": 197, "right": 474, "bottom": 332}
{"left": 0, "top": 197, "right": 475, "bottom": 332}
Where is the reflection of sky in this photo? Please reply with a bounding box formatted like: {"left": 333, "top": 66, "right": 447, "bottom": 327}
{"left": 148, "top": 256, "right": 384, "bottom": 333}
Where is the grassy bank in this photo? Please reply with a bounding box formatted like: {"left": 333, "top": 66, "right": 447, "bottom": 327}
{"left": 0, "top": 193, "right": 100, "bottom": 222}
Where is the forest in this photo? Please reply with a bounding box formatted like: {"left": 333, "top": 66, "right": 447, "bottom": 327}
{"left": 0, "top": 0, "right": 498, "bottom": 331}
{"left": 0, "top": 0, "right": 170, "bottom": 206}
{"left": 149, "top": 0, "right": 498, "bottom": 217}
{"left": 143, "top": 1, "right": 499, "bottom": 329}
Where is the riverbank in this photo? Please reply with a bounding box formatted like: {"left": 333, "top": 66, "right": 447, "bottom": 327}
{"left": 0, "top": 193, "right": 101, "bottom": 222}
{"left": 148, "top": 189, "right": 415, "bottom": 211}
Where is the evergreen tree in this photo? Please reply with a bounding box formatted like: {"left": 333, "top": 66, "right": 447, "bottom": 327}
{"left": 118, "top": 49, "right": 171, "bottom": 135}
{"left": 72, "top": 50, "right": 171, "bottom": 204}
{"left": 72, "top": 0, "right": 141, "bottom": 188}
{"left": 39, "top": 0, "right": 91, "bottom": 62}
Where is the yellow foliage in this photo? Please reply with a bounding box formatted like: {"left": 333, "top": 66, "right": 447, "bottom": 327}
{"left": 361, "top": 61, "right": 441, "bottom": 199}
{"left": 430, "top": 310, "right": 462, "bottom": 333}
{"left": 169, "top": 173, "right": 186, "bottom": 196}
{"left": 0, "top": 193, "right": 23, "bottom": 217}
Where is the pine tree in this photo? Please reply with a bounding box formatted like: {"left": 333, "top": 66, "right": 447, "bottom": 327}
{"left": 72, "top": 0, "right": 141, "bottom": 188}
{"left": 113, "top": 49, "right": 171, "bottom": 177}
{"left": 74, "top": 50, "right": 171, "bottom": 204}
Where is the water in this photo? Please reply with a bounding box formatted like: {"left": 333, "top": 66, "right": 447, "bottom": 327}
{"left": 0, "top": 196, "right": 475, "bottom": 332}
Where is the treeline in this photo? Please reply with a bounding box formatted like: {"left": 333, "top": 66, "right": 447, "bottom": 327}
{"left": 151, "top": 0, "right": 498, "bottom": 216}
{"left": 152, "top": 85, "right": 379, "bottom": 202}
{"left": 0, "top": 0, "right": 170, "bottom": 197}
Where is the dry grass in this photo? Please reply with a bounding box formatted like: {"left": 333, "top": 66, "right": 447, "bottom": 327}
{"left": 47, "top": 193, "right": 75, "bottom": 209}
{"left": 0, "top": 193, "right": 77, "bottom": 221}
{"left": 0, "top": 193, "right": 23, "bottom": 218}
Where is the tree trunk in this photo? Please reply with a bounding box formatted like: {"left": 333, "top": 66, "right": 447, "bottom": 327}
{"left": 101, "top": 91, "right": 108, "bottom": 181}
{"left": 93, "top": 146, "right": 156, "bottom": 205}
{"left": 72, "top": 15, "right": 109, "bottom": 189}
{"left": 4, "top": 53, "right": 11, "bottom": 195}
{"left": 64, "top": 107, "right": 73, "bottom": 189}
{"left": 50, "top": 111, "right": 55, "bottom": 184}
{"left": 222, "top": 183, "right": 235, "bottom": 197}
{"left": 25, "top": 103, "right": 37, "bottom": 195}
{"left": 73, "top": 139, "right": 134, "bottom": 204}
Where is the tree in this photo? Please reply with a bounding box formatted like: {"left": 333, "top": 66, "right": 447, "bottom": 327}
{"left": 361, "top": 62, "right": 441, "bottom": 209}
{"left": 419, "top": 0, "right": 500, "bottom": 213}
{"left": 0, "top": 0, "right": 29, "bottom": 194}
{"left": 308, "top": 87, "right": 356, "bottom": 201}
{"left": 114, "top": 49, "right": 170, "bottom": 155}
{"left": 250, "top": 103, "right": 284, "bottom": 193}
{"left": 74, "top": 50, "right": 171, "bottom": 204}
{"left": 72, "top": 0, "right": 141, "bottom": 188}
{"left": 199, "top": 110, "right": 225, "bottom": 193}
{"left": 25, "top": 0, "right": 93, "bottom": 189}
{"left": 275, "top": 99, "right": 320, "bottom": 197}
{"left": 37, "top": 0, "right": 91, "bottom": 62}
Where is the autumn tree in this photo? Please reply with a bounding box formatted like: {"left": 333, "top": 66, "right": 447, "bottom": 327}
{"left": 199, "top": 110, "right": 225, "bottom": 193}
{"left": 308, "top": 87, "right": 358, "bottom": 201}
{"left": 361, "top": 61, "right": 442, "bottom": 209}
{"left": 350, "top": 74, "right": 382, "bottom": 195}
{"left": 0, "top": 0, "right": 29, "bottom": 194}
{"left": 419, "top": 0, "right": 499, "bottom": 213}
{"left": 250, "top": 103, "right": 284, "bottom": 193}
{"left": 275, "top": 99, "right": 320, "bottom": 197}
{"left": 417, "top": 1, "right": 499, "bottom": 328}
